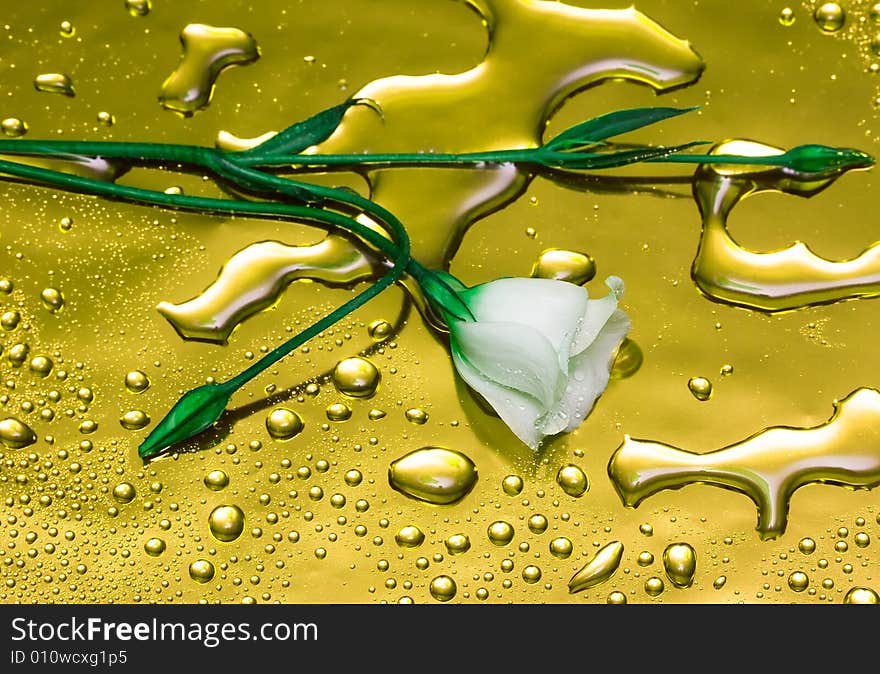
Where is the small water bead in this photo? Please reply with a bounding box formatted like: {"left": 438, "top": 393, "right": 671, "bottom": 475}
{"left": 639, "top": 523, "right": 654, "bottom": 537}
{"left": 77, "top": 387, "right": 94, "bottom": 403}
{"left": 713, "top": 575, "right": 727, "bottom": 590}
{"left": 204, "top": 470, "right": 229, "bottom": 491}
{"left": 125, "top": 0, "right": 151, "bottom": 17}
{"left": 389, "top": 446, "right": 478, "bottom": 505}
{"left": 332, "top": 357, "right": 380, "bottom": 398}
{"left": 531, "top": 248, "right": 596, "bottom": 285}
{"left": 568, "top": 541, "right": 624, "bottom": 593}
{"left": 844, "top": 587, "right": 880, "bottom": 604}
{"left": 644, "top": 577, "right": 665, "bottom": 597}
{"left": 125, "top": 370, "right": 150, "bottom": 393}
{"left": 778, "top": 7, "right": 795, "bottom": 26}
{"left": 719, "top": 364, "right": 733, "bottom": 377}
{"left": 527, "top": 514, "right": 548, "bottom": 534}
{"left": 34, "top": 73, "right": 75, "bottom": 97}
{"left": 637, "top": 551, "right": 654, "bottom": 567}
{"left": 40, "top": 288, "right": 64, "bottom": 312}
{"left": 209, "top": 505, "right": 245, "bottom": 542}
{"left": 487, "top": 521, "right": 515, "bottom": 546}
{"left": 265, "top": 407, "right": 304, "bottom": 440}
{"left": 549, "top": 537, "right": 573, "bottom": 559}
{"left": 394, "top": 525, "right": 425, "bottom": 548}
{"left": 405, "top": 408, "right": 428, "bottom": 425}
{"left": 189, "top": 559, "right": 215, "bottom": 583}
{"left": 120, "top": 410, "right": 150, "bottom": 430}
{"left": 78, "top": 420, "right": 97, "bottom": 434}
{"left": 0, "top": 417, "right": 36, "bottom": 449}
{"left": 855, "top": 532, "right": 870, "bottom": 548}
{"left": 607, "top": 591, "right": 627, "bottom": 605}
{"left": 445, "top": 534, "right": 471, "bottom": 555}
{"left": 344, "top": 469, "right": 362, "bottom": 486}
{"left": 522, "top": 565, "right": 542, "bottom": 584}
{"left": 8, "top": 343, "right": 29, "bottom": 366}
{"left": 144, "top": 538, "right": 166, "bottom": 556}
{"left": 813, "top": 2, "right": 845, "bottom": 32}
{"left": 429, "top": 575, "right": 456, "bottom": 602}
{"left": 501, "top": 474, "right": 524, "bottom": 496}
{"left": 663, "top": 543, "right": 697, "bottom": 588}
{"left": 788, "top": 571, "right": 809, "bottom": 592}
{"left": 798, "top": 537, "right": 816, "bottom": 555}
{"left": 687, "top": 377, "right": 713, "bottom": 401}
{"left": 326, "top": 403, "right": 352, "bottom": 422}
{"left": 368, "top": 409, "right": 387, "bottom": 421}
{"left": 0, "top": 312, "right": 19, "bottom": 332}
{"left": 1, "top": 118, "right": 27, "bottom": 137}
{"left": 112, "top": 482, "right": 136, "bottom": 504}
{"left": 610, "top": 338, "right": 643, "bottom": 380}
{"left": 96, "top": 111, "right": 115, "bottom": 126}
{"left": 556, "top": 464, "right": 589, "bottom": 497}
{"left": 368, "top": 320, "right": 393, "bottom": 341}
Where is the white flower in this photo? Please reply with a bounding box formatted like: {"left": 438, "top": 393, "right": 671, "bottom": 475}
{"left": 436, "top": 274, "right": 630, "bottom": 450}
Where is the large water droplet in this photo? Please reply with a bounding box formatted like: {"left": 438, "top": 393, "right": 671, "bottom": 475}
{"left": 487, "top": 521, "right": 515, "bottom": 546}
{"left": 159, "top": 24, "right": 260, "bottom": 116}
{"left": 662, "top": 542, "right": 697, "bottom": 588}
{"left": 208, "top": 504, "right": 245, "bottom": 542}
{"left": 687, "top": 376, "right": 713, "bottom": 401}
{"left": 120, "top": 410, "right": 150, "bottom": 431}
{"left": 332, "top": 356, "right": 380, "bottom": 398}
{"left": 0, "top": 417, "right": 36, "bottom": 449}
{"left": 389, "top": 446, "right": 478, "bottom": 505}
{"left": 112, "top": 482, "right": 136, "bottom": 504}
{"left": 394, "top": 525, "right": 425, "bottom": 548}
{"left": 325, "top": 403, "right": 352, "bottom": 422}
{"left": 125, "top": 0, "right": 151, "bottom": 17}
{"left": 556, "top": 464, "right": 588, "bottom": 497}
{"left": 788, "top": 571, "right": 809, "bottom": 592}
{"left": 189, "top": 559, "right": 215, "bottom": 583}
{"left": 144, "top": 537, "right": 166, "bottom": 556}
{"left": 568, "top": 541, "right": 624, "bottom": 593}
{"left": 444, "top": 534, "right": 471, "bottom": 555}
{"left": 40, "top": 287, "right": 64, "bottom": 312}
{"left": 125, "top": 370, "right": 150, "bottom": 393}
{"left": 549, "top": 537, "right": 573, "bottom": 559}
{"left": 265, "top": 407, "right": 304, "bottom": 440}
{"left": 34, "top": 73, "right": 75, "bottom": 97}
{"left": 610, "top": 338, "right": 643, "bottom": 379}
{"left": 1, "top": 118, "right": 27, "bottom": 138}
{"left": 844, "top": 587, "right": 880, "bottom": 604}
{"left": 813, "top": 2, "right": 845, "bottom": 32}
{"left": 531, "top": 248, "right": 596, "bottom": 285}
{"left": 429, "top": 575, "right": 456, "bottom": 602}
{"left": 204, "top": 469, "right": 229, "bottom": 491}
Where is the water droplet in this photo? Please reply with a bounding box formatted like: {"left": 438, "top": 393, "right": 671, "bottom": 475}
{"left": 7, "top": 343, "right": 28, "bottom": 366}
{"left": 326, "top": 403, "right": 352, "bottom": 422}
{"left": 687, "top": 376, "right": 713, "bottom": 401}
{"left": 344, "top": 469, "right": 362, "bottom": 486}
{"left": 713, "top": 575, "right": 727, "bottom": 590}
{"left": 527, "top": 514, "right": 548, "bottom": 534}
{"left": 610, "top": 338, "right": 643, "bottom": 380}
{"left": 144, "top": 537, "right": 166, "bottom": 556}
{"left": 368, "top": 409, "right": 387, "bottom": 420}
{"left": 1, "top": 118, "right": 27, "bottom": 138}
{"left": 855, "top": 532, "right": 870, "bottom": 548}
{"left": 522, "top": 565, "right": 542, "bottom": 584}
{"left": 644, "top": 576, "right": 665, "bottom": 597}
{"left": 112, "top": 482, "right": 136, "bottom": 504}
{"left": 445, "top": 534, "right": 471, "bottom": 555}
{"left": 389, "top": 446, "right": 478, "bottom": 505}
{"left": 568, "top": 541, "right": 624, "bottom": 593}
{"left": 58, "top": 216, "right": 73, "bottom": 232}
{"left": 265, "top": 407, "right": 304, "bottom": 440}
{"left": 78, "top": 420, "right": 97, "bottom": 434}
{"left": 0, "top": 417, "right": 36, "bottom": 449}
{"left": 96, "top": 111, "right": 115, "bottom": 126}
{"left": 29, "top": 356, "right": 52, "bottom": 377}
{"left": 637, "top": 551, "right": 654, "bottom": 566}
{"left": 209, "top": 505, "right": 245, "bottom": 542}
{"left": 813, "top": 2, "right": 845, "bottom": 32}
{"left": 189, "top": 559, "right": 215, "bottom": 583}
{"left": 663, "top": 542, "right": 697, "bottom": 588}
{"left": 525, "top": 226, "right": 537, "bottom": 239}
{"left": 40, "top": 287, "right": 64, "bottom": 312}
{"left": 77, "top": 387, "right": 94, "bottom": 403}
{"left": 368, "top": 319, "right": 393, "bottom": 341}
{"left": 550, "top": 537, "right": 573, "bottom": 559}
{"left": 120, "top": 410, "right": 150, "bottom": 431}
{"left": 844, "top": 587, "right": 880, "bottom": 604}
{"left": 429, "top": 575, "right": 457, "bottom": 602}
{"left": 720, "top": 364, "right": 734, "bottom": 377}
{"left": 639, "top": 523, "right": 654, "bottom": 537}
{"left": 788, "top": 571, "right": 809, "bottom": 592}
{"left": 125, "top": 0, "right": 151, "bottom": 17}
{"left": 1, "top": 311, "right": 20, "bottom": 330}
{"left": 798, "top": 537, "right": 816, "bottom": 555}
{"left": 34, "top": 73, "right": 75, "bottom": 97}
{"left": 778, "top": 7, "right": 795, "bottom": 26}
{"left": 607, "top": 591, "right": 627, "bottom": 605}
{"left": 394, "top": 525, "right": 425, "bottom": 548}
{"left": 556, "top": 464, "right": 589, "bottom": 497}
{"left": 0, "top": 279, "right": 12, "bottom": 293}
{"left": 332, "top": 357, "right": 380, "bottom": 398}
{"left": 531, "top": 248, "right": 596, "bottom": 285}
{"left": 159, "top": 24, "right": 260, "bottom": 116}
{"left": 125, "top": 370, "right": 150, "bottom": 393}
{"left": 405, "top": 408, "right": 428, "bottom": 425}
{"left": 487, "top": 521, "right": 515, "bottom": 546}
{"left": 59, "top": 20, "right": 75, "bottom": 37}
{"left": 501, "top": 474, "right": 524, "bottom": 496}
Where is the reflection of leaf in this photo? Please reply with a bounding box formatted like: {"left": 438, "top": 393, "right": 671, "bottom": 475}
{"left": 236, "top": 99, "right": 360, "bottom": 157}
{"left": 545, "top": 106, "right": 697, "bottom": 151}
{"left": 547, "top": 141, "right": 705, "bottom": 170}
{"left": 139, "top": 383, "right": 233, "bottom": 459}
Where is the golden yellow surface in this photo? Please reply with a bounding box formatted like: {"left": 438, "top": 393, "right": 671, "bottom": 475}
{"left": 1, "top": 0, "right": 879, "bottom": 604}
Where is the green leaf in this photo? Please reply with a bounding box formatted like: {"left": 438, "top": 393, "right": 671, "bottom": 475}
{"left": 138, "top": 382, "right": 233, "bottom": 459}
{"left": 544, "top": 107, "right": 698, "bottom": 152}
{"left": 780, "top": 144, "right": 874, "bottom": 174}
{"left": 237, "top": 99, "right": 361, "bottom": 158}
{"left": 546, "top": 141, "right": 707, "bottom": 170}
